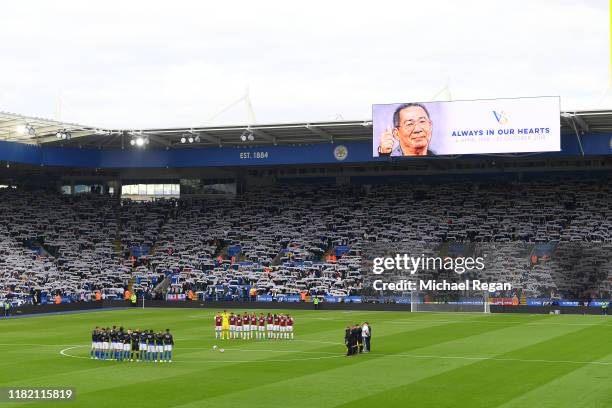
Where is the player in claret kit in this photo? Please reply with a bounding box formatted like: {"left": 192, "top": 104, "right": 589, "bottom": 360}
{"left": 242, "top": 312, "right": 250, "bottom": 339}
{"left": 229, "top": 313, "right": 237, "bottom": 339}
{"left": 266, "top": 313, "right": 273, "bottom": 339}
{"left": 240, "top": 312, "right": 247, "bottom": 339}
{"left": 214, "top": 312, "right": 223, "bottom": 339}
{"left": 257, "top": 313, "right": 266, "bottom": 340}
{"left": 279, "top": 314, "right": 287, "bottom": 339}
{"left": 250, "top": 313, "right": 257, "bottom": 339}
{"left": 286, "top": 314, "right": 294, "bottom": 340}
{"left": 273, "top": 313, "right": 280, "bottom": 339}
{"left": 236, "top": 312, "right": 243, "bottom": 339}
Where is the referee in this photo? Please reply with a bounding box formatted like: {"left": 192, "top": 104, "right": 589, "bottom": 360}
{"left": 345, "top": 326, "right": 351, "bottom": 356}
{"left": 362, "top": 322, "right": 371, "bottom": 352}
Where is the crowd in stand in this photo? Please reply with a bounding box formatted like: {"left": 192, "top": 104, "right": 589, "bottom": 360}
{"left": 1, "top": 176, "right": 611, "bottom": 307}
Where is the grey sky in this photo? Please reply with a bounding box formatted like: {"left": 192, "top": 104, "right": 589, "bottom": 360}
{"left": 0, "top": 0, "right": 608, "bottom": 128}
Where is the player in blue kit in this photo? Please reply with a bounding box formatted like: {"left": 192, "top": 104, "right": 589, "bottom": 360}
{"left": 90, "top": 326, "right": 175, "bottom": 363}
{"left": 162, "top": 329, "right": 174, "bottom": 362}
{"left": 146, "top": 329, "right": 155, "bottom": 362}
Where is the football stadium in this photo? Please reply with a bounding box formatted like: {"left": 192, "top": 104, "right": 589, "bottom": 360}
{"left": 1, "top": 1, "right": 612, "bottom": 407}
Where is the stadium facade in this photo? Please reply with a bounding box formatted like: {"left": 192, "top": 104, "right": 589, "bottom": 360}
{"left": 0, "top": 110, "right": 611, "bottom": 316}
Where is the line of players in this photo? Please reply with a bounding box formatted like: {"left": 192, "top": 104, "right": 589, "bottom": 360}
{"left": 90, "top": 326, "right": 174, "bottom": 363}
{"left": 214, "top": 312, "right": 295, "bottom": 340}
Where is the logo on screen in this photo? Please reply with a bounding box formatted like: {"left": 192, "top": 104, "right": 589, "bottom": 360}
{"left": 493, "top": 110, "right": 509, "bottom": 125}
{"left": 334, "top": 145, "right": 348, "bottom": 161}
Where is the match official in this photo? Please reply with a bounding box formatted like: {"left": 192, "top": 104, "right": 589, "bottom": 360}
{"left": 313, "top": 296, "right": 320, "bottom": 310}
{"left": 362, "top": 322, "right": 371, "bottom": 353}
{"left": 345, "top": 326, "right": 351, "bottom": 356}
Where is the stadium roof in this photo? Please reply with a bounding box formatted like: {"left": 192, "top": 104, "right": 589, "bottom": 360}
{"left": 0, "top": 109, "right": 610, "bottom": 149}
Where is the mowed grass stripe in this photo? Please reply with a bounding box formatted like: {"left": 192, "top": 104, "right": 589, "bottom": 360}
{"left": 48, "top": 313, "right": 511, "bottom": 407}
{"left": 335, "top": 321, "right": 612, "bottom": 408}
{"left": 0, "top": 310, "right": 372, "bottom": 402}
{"left": 494, "top": 351, "right": 612, "bottom": 408}
{"left": 173, "top": 314, "right": 589, "bottom": 408}
{"left": 2, "top": 310, "right": 612, "bottom": 408}
{"left": 0, "top": 308, "right": 467, "bottom": 381}
{"left": 51, "top": 316, "right": 486, "bottom": 394}
{"left": 0, "top": 312, "right": 540, "bottom": 382}
{"left": 155, "top": 313, "right": 548, "bottom": 407}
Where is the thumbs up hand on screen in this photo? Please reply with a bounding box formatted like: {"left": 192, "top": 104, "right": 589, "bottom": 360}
{"left": 378, "top": 126, "right": 395, "bottom": 155}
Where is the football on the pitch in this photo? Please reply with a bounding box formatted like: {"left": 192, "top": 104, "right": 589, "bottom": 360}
{"left": 219, "top": 348, "right": 225, "bottom": 353}
{"left": 212, "top": 345, "right": 218, "bottom": 351}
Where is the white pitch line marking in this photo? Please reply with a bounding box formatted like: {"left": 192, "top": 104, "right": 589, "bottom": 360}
{"left": 60, "top": 345, "right": 83, "bottom": 357}
{"left": 180, "top": 347, "right": 338, "bottom": 354}
{"left": 0, "top": 343, "right": 83, "bottom": 347}
{"left": 58, "top": 345, "right": 612, "bottom": 367}
{"left": 58, "top": 345, "right": 344, "bottom": 363}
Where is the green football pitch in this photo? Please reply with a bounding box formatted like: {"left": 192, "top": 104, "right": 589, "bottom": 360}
{"left": 2, "top": 308, "right": 612, "bottom": 407}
